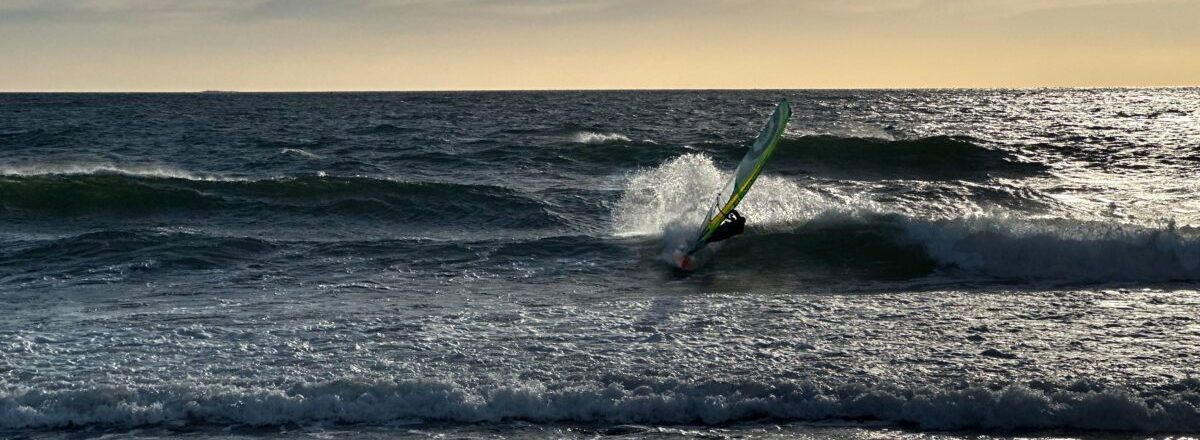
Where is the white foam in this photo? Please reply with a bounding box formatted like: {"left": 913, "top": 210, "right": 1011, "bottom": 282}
{"left": 789, "top": 123, "right": 897, "bottom": 141}
{"left": 611, "top": 154, "right": 831, "bottom": 238}
{"left": 611, "top": 153, "right": 721, "bottom": 238}
{"left": 280, "top": 148, "right": 322, "bottom": 159}
{"left": 611, "top": 153, "right": 886, "bottom": 266}
{"left": 611, "top": 153, "right": 884, "bottom": 241}
{"left": 3, "top": 379, "right": 1199, "bottom": 431}
{"left": 575, "top": 132, "right": 632, "bottom": 144}
{"left": 0, "top": 163, "right": 237, "bottom": 181}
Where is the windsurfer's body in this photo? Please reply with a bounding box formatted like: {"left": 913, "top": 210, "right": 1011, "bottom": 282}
{"left": 706, "top": 210, "right": 745, "bottom": 243}
{"left": 673, "top": 210, "right": 746, "bottom": 271}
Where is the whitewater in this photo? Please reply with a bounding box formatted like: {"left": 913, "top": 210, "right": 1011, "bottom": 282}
{"left": 2, "top": 89, "right": 1199, "bottom": 439}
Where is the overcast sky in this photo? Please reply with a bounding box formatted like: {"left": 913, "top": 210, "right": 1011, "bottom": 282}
{"left": 1, "top": 0, "right": 1197, "bottom": 90}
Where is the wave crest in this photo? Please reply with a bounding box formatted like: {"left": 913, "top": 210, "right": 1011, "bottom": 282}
{"left": 0, "top": 163, "right": 229, "bottom": 181}
{"left": 574, "top": 131, "right": 632, "bottom": 144}
{"left": 4, "top": 378, "right": 1200, "bottom": 432}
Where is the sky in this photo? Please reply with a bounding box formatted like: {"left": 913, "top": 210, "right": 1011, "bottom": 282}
{"left": 1, "top": 0, "right": 1197, "bottom": 91}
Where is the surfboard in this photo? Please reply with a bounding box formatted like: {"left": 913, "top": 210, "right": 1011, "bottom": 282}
{"left": 679, "top": 99, "right": 792, "bottom": 263}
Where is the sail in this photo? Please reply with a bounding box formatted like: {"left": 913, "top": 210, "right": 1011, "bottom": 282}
{"left": 687, "top": 99, "right": 791, "bottom": 254}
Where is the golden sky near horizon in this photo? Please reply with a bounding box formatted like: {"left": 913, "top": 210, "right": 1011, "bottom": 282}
{"left": 1, "top": 0, "right": 1197, "bottom": 91}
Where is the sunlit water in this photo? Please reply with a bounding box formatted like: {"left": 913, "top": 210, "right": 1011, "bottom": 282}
{"left": 1, "top": 89, "right": 1199, "bottom": 439}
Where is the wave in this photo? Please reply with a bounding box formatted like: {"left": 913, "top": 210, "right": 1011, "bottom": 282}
{"left": 0, "top": 232, "right": 592, "bottom": 283}
{"left": 574, "top": 131, "right": 632, "bottom": 144}
{"left": 719, "top": 217, "right": 938, "bottom": 280}
{"left": 253, "top": 137, "right": 330, "bottom": 151}
{"left": 0, "top": 163, "right": 227, "bottom": 181}
{"left": 763, "top": 135, "right": 1048, "bottom": 180}
{"left": 904, "top": 216, "right": 1200, "bottom": 281}
{"left": 300, "top": 234, "right": 628, "bottom": 278}
{"left": 715, "top": 213, "right": 1200, "bottom": 282}
{"left": 517, "top": 134, "right": 1044, "bottom": 180}
{"left": 0, "top": 172, "right": 562, "bottom": 229}
{"left": 3, "top": 377, "right": 1200, "bottom": 432}
{"left": 0, "top": 230, "right": 279, "bottom": 280}
{"left": 469, "top": 139, "right": 678, "bottom": 172}
{"left": 279, "top": 148, "right": 322, "bottom": 159}
{"left": 33, "top": 214, "right": 1184, "bottom": 287}
{"left": 274, "top": 132, "right": 1029, "bottom": 182}
{"left": 1117, "top": 109, "right": 1192, "bottom": 118}
{"left": 0, "top": 126, "right": 87, "bottom": 147}
{"left": 0, "top": 231, "right": 484, "bottom": 284}
{"left": 0, "top": 230, "right": 579, "bottom": 285}
{"left": 788, "top": 123, "right": 898, "bottom": 141}
{"left": 612, "top": 154, "right": 1200, "bottom": 282}
{"left": 348, "top": 124, "right": 413, "bottom": 135}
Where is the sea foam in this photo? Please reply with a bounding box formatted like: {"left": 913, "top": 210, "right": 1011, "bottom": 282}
{"left": 575, "top": 132, "right": 632, "bottom": 144}
{"left": 0, "top": 163, "right": 235, "bottom": 181}
{"left": 3, "top": 378, "right": 1200, "bottom": 431}
{"left": 280, "top": 148, "right": 322, "bottom": 159}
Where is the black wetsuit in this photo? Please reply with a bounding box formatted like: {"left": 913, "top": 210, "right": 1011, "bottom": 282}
{"left": 706, "top": 210, "right": 746, "bottom": 243}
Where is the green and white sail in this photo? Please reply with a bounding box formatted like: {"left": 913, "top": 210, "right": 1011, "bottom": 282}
{"left": 687, "top": 98, "right": 791, "bottom": 255}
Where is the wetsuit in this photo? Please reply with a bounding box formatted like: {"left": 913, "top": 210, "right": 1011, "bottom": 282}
{"left": 706, "top": 210, "right": 745, "bottom": 243}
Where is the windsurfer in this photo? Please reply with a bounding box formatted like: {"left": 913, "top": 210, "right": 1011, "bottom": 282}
{"left": 706, "top": 210, "right": 745, "bottom": 243}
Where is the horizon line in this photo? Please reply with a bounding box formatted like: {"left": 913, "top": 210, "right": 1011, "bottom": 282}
{"left": 2, "top": 85, "right": 1197, "bottom": 93}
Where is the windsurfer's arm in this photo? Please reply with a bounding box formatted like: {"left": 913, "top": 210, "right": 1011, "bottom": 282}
{"left": 729, "top": 210, "right": 746, "bottom": 229}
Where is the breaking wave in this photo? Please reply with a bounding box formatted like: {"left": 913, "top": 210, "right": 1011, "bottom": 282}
{"left": 0, "top": 163, "right": 230, "bottom": 181}
{"left": 280, "top": 148, "right": 322, "bottom": 159}
{"left": 905, "top": 216, "right": 1200, "bottom": 281}
{"left": 574, "top": 131, "right": 632, "bottom": 144}
{"left": 614, "top": 154, "right": 1200, "bottom": 282}
{"left": 4, "top": 377, "right": 1200, "bottom": 432}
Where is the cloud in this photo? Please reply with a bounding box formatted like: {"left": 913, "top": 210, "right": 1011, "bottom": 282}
{"left": 927, "top": 0, "right": 1191, "bottom": 17}
{"left": 0, "top": 0, "right": 631, "bottom": 22}
{"left": 748, "top": 0, "right": 1189, "bottom": 17}
{"left": 0, "top": 0, "right": 272, "bottom": 22}
{"left": 801, "top": 0, "right": 931, "bottom": 14}
{"left": 73, "top": 0, "right": 263, "bottom": 13}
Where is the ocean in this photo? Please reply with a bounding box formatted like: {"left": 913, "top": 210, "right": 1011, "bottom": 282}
{"left": 1, "top": 89, "right": 1199, "bottom": 439}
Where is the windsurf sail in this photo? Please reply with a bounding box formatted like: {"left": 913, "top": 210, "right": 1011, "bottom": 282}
{"left": 686, "top": 99, "right": 791, "bottom": 255}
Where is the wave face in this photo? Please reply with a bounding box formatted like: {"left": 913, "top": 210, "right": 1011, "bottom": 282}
{"left": 767, "top": 135, "right": 1049, "bottom": 180}
{"left": 3, "top": 89, "right": 1200, "bottom": 438}
{"left": 905, "top": 216, "right": 1200, "bottom": 281}
{"left": 0, "top": 173, "right": 563, "bottom": 230}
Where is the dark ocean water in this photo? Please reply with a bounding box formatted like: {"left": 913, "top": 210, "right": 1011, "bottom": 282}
{"left": 2, "top": 90, "right": 1199, "bottom": 439}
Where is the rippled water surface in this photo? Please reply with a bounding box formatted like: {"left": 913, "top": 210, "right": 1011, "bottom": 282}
{"left": 2, "top": 90, "right": 1199, "bottom": 439}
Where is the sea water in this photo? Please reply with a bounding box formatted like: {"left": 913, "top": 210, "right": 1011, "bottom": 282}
{"left": 2, "top": 90, "right": 1200, "bottom": 439}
